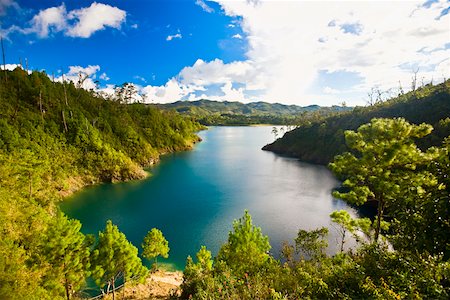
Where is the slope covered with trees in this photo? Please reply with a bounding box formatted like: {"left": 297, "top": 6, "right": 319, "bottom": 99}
{"left": 157, "top": 99, "right": 350, "bottom": 126}
{"left": 263, "top": 80, "right": 450, "bottom": 164}
{"left": 0, "top": 68, "right": 201, "bottom": 299}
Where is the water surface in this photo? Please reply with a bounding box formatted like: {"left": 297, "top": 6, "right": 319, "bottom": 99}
{"left": 61, "top": 126, "right": 355, "bottom": 269}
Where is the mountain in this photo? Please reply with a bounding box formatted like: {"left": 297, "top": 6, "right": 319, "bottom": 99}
{"left": 262, "top": 80, "right": 450, "bottom": 165}
{"left": 156, "top": 99, "right": 351, "bottom": 125}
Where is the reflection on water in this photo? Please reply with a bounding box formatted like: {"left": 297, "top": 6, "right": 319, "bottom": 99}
{"left": 61, "top": 126, "right": 357, "bottom": 269}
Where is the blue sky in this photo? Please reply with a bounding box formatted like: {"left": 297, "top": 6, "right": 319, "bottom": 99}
{"left": 1, "top": 0, "right": 449, "bottom": 106}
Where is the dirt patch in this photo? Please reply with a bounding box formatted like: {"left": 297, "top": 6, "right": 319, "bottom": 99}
{"left": 122, "top": 271, "right": 183, "bottom": 300}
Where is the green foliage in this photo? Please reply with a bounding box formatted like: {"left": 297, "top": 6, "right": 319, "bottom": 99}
{"left": 0, "top": 68, "right": 201, "bottom": 298}
{"left": 330, "top": 210, "right": 371, "bottom": 250}
{"left": 90, "top": 220, "right": 148, "bottom": 298}
{"left": 142, "top": 228, "right": 170, "bottom": 269}
{"left": 182, "top": 211, "right": 450, "bottom": 299}
{"left": 264, "top": 80, "right": 450, "bottom": 164}
{"left": 295, "top": 227, "right": 329, "bottom": 260}
{"left": 217, "top": 210, "right": 271, "bottom": 275}
{"left": 330, "top": 118, "right": 438, "bottom": 241}
{"left": 40, "top": 212, "right": 91, "bottom": 300}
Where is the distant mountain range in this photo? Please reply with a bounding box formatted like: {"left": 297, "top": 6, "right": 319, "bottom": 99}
{"left": 156, "top": 99, "right": 351, "bottom": 125}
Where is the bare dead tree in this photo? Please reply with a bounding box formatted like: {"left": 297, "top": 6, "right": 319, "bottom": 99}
{"left": 411, "top": 68, "right": 419, "bottom": 92}
{"left": 398, "top": 80, "right": 404, "bottom": 95}
{"left": 62, "top": 74, "right": 69, "bottom": 106}
{"left": 367, "top": 88, "right": 375, "bottom": 106}
{"left": 1, "top": 35, "right": 7, "bottom": 81}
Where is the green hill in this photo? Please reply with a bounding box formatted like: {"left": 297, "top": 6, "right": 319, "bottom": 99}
{"left": 157, "top": 99, "right": 350, "bottom": 125}
{"left": 0, "top": 68, "right": 203, "bottom": 298}
{"left": 262, "top": 80, "right": 450, "bottom": 164}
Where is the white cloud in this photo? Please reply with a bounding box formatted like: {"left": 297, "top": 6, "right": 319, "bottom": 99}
{"left": 3, "top": 63, "right": 24, "bottom": 71}
{"left": 208, "top": 0, "right": 450, "bottom": 105}
{"left": 166, "top": 32, "right": 182, "bottom": 41}
{"left": 66, "top": 2, "right": 126, "bottom": 38}
{"left": 55, "top": 65, "right": 101, "bottom": 90}
{"left": 232, "top": 33, "right": 243, "bottom": 39}
{"left": 196, "top": 0, "right": 214, "bottom": 13}
{"left": 142, "top": 79, "right": 196, "bottom": 103}
{"left": 99, "top": 72, "right": 110, "bottom": 81}
{"left": 178, "top": 58, "right": 259, "bottom": 87}
{"left": 29, "top": 4, "right": 67, "bottom": 37}
{"left": 7, "top": 2, "right": 126, "bottom": 39}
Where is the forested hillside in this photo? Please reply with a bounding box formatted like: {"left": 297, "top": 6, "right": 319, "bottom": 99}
{"left": 157, "top": 99, "right": 350, "bottom": 125}
{"left": 263, "top": 80, "right": 450, "bottom": 164}
{"left": 0, "top": 68, "right": 202, "bottom": 299}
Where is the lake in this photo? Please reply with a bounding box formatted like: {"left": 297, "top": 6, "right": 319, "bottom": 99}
{"left": 61, "top": 126, "right": 356, "bottom": 270}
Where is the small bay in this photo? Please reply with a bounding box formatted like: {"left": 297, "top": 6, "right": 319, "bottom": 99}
{"left": 61, "top": 126, "right": 355, "bottom": 270}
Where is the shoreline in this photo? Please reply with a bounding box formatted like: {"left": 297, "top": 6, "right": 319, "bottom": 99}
{"left": 58, "top": 134, "right": 203, "bottom": 202}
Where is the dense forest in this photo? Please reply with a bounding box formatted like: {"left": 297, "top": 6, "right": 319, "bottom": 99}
{"left": 263, "top": 80, "right": 450, "bottom": 164}
{"left": 0, "top": 68, "right": 202, "bottom": 299}
{"left": 0, "top": 68, "right": 449, "bottom": 299}
{"left": 157, "top": 99, "right": 350, "bottom": 126}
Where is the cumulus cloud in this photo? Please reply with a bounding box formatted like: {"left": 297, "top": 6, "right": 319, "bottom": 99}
{"left": 208, "top": 0, "right": 450, "bottom": 105}
{"left": 196, "top": 0, "right": 214, "bottom": 13}
{"left": 232, "top": 33, "right": 243, "bottom": 39}
{"left": 142, "top": 79, "right": 196, "bottom": 103}
{"left": 179, "top": 59, "right": 259, "bottom": 87}
{"left": 6, "top": 2, "right": 126, "bottom": 39}
{"left": 29, "top": 4, "right": 67, "bottom": 37}
{"left": 66, "top": 2, "right": 126, "bottom": 38}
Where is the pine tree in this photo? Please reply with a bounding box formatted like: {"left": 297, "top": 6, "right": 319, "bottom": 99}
{"left": 41, "top": 212, "right": 91, "bottom": 300}
{"left": 329, "top": 118, "right": 438, "bottom": 242}
{"left": 142, "top": 228, "right": 169, "bottom": 270}
{"left": 217, "top": 210, "right": 271, "bottom": 275}
{"left": 90, "top": 220, "right": 148, "bottom": 300}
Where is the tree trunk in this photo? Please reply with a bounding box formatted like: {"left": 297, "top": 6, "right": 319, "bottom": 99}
{"left": 62, "top": 74, "right": 69, "bottom": 107}
{"left": 62, "top": 110, "right": 68, "bottom": 132}
{"left": 64, "top": 274, "right": 70, "bottom": 300}
{"left": 112, "top": 277, "right": 115, "bottom": 300}
{"left": 1, "top": 36, "right": 6, "bottom": 82}
{"left": 122, "top": 277, "right": 126, "bottom": 300}
{"left": 374, "top": 196, "right": 384, "bottom": 242}
{"left": 340, "top": 230, "right": 346, "bottom": 252}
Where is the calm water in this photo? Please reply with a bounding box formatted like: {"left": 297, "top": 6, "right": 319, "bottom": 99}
{"left": 61, "top": 126, "right": 355, "bottom": 270}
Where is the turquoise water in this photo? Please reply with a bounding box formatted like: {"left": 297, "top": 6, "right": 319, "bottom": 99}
{"left": 61, "top": 126, "right": 354, "bottom": 270}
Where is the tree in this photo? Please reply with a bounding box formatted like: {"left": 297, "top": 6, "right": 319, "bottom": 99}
{"left": 90, "top": 220, "right": 148, "bottom": 300}
{"left": 330, "top": 210, "right": 371, "bottom": 251}
{"left": 329, "top": 118, "right": 438, "bottom": 242}
{"left": 141, "top": 228, "right": 170, "bottom": 269}
{"left": 295, "top": 227, "right": 328, "bottom": 260}
{"left": 272, "top": 126, "right": 278, "bottom": 139}
{"left": 217, "top": 210, "right": 271, "bottom": 275}
{"left": 41, "top": 212, "right": 91, "bottom": 300}
{"left": 181, "top": 246, "right": 213, "bottom": 298}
